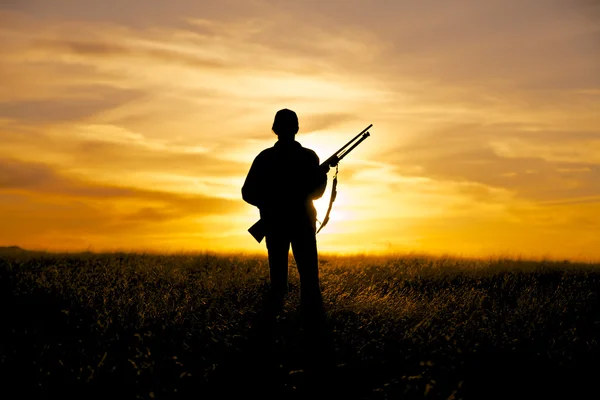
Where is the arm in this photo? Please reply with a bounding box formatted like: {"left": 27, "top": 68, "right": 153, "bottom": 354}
{"left": 309, "top": 154, "right": 328, "bottom": 200}
{"left": 241, "top": 156, "right": 264, "bottom": 208}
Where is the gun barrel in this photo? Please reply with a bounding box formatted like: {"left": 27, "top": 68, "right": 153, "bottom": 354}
{"left": 323, "top": 124, "right": 372, "bottom": 167}
{"left": 338, "top": 131, "right": 370, "bottom": 161}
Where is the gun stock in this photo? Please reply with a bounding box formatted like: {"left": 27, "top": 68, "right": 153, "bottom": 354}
{"left": 248, "top": 219, "right": 266, "bottom": 243}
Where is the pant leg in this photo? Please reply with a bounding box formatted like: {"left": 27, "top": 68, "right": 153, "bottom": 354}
{"left": 265, "top": 232, "right": 291, "bottom": 298}
{"left": 290, "top": 224, "right": 322, "bottom": 309}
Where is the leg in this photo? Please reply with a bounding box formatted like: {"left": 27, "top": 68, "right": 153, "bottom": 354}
{"left": 291, "top": 225, "right": 335, "bottom": 377}
{"left": 265, "top": 233, "right": 290, "bottom": 308}
{"left": 291, "top": 225, "right": 322, "bottom": 310}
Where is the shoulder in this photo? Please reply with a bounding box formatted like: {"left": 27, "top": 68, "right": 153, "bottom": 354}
{"left": 301, "top": 147, "right": 320, "bottom": 163}
{"left": 254, "top": 147, "right": 275, "bottom": 162}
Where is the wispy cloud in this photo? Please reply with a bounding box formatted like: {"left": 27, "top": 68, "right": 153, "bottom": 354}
{"left": 0, "top": 158, "right": 240, "bottom": 214}
{"left": 0, "top": 157, "right": 245, "bottom": 251}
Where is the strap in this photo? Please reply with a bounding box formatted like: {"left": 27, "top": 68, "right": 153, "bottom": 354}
{"left": 316, "top": 164, "right": 338, "bottom": 234}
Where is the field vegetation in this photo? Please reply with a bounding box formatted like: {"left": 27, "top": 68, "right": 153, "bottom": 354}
{"left": 1, "top": 248, "right": 599, "bottom": 399}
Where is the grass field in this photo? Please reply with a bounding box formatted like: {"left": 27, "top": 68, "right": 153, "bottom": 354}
{"left": 1, "top": 248, "right": 599, "bottom": 399}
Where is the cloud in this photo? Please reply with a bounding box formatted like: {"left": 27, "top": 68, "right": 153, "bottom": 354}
{"left": 38, "top": 38, "right": 230, "bottom": 70}
{"left": 1, "top": 123, "right": 247, "bottom": 182}
{"left": 300, "top": 112, "right": 360, "bottom": 133}
{"left": 1, "top": 0, "right": 268, "bottom": 27}
{"left": 0, "top": 190, "right": 232, "bottom": 252}
{"left": 0, "top": 157, "right": 242, "bottom": 216}
{"left": 0, "top": 9, "right": 389, "bottom": 144}
{"left": 0, "top": 87, "right": 143, "bottom": 123}
{"left": 379, "top": 123, "right": 600, "bottom": 203}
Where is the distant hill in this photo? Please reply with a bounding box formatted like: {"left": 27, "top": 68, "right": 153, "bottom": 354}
{"left": 0, "top": 246, "right": 52, "bottom": 256}
{"left": 0, "top": 246, "right": 38, "bottom": 254}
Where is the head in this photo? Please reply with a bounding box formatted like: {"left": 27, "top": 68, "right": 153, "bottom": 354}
{"left": 272, "top": 108, "right": 299, "bottom": 140}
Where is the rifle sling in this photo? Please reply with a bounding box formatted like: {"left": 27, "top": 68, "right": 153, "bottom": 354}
{"left": 316, "top": 164, "right": 339, "bottom": 234}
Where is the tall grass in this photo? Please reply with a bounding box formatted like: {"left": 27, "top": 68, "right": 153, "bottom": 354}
{"left": 1, "top": 251, "right": 599, "bottom": 399}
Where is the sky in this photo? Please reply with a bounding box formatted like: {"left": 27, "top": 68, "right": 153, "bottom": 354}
{"left": 1, "top": 0, "right": 599, "bottom": 259}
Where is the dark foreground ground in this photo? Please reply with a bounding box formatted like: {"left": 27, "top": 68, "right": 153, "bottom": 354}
{"left": 1, "top": 249, "right": 599, "bottom": 399}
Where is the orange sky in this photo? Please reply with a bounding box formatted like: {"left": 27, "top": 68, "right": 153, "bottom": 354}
{"left": 1, "top": 0, "right": 599, "bottom": 260}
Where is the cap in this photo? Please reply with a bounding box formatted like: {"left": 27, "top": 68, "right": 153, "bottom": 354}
{"left": 272, "top": 108, "right": 299, "bottom": 137}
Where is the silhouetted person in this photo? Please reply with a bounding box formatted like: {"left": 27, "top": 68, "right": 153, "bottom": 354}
{"left": 242, "top": 109, "right": 328, "bottom": 314}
